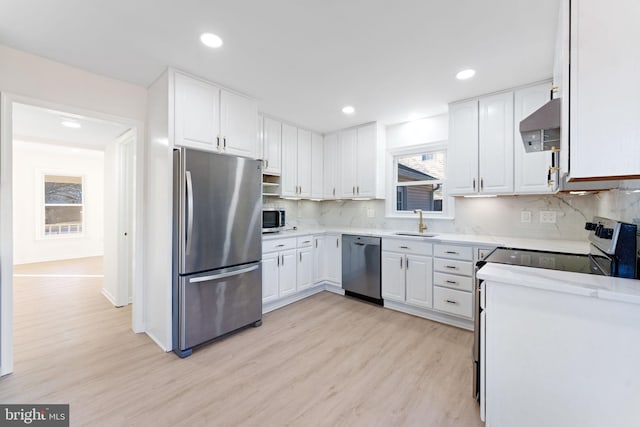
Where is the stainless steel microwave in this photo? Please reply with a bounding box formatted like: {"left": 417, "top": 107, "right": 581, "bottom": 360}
{"left": 262, "top": 208, "right": 285, "bottom": 233}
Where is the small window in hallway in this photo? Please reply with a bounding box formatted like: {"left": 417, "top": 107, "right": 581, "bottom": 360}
{"left": 43, "top": 175, "right": 83, "bottom": 236}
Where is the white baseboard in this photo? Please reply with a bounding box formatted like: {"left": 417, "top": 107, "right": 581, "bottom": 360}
{"left": 323, "top": 282, "right": 345, "bottom": 295}
{"left": 383, "top": 300, "right": 474, "bottom": 331}
{"left": 262, "top": 286, "right": 325, "bottom": 314}
{"left": 101, "top": 288, "right": 117, "bottom": 306}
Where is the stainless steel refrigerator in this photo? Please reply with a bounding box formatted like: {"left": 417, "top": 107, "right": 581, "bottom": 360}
{"left": 172, "top": 147, "right": 263, "bottom": 358}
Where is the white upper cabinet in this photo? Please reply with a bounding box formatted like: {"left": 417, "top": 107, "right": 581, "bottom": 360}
{"left": 311, "top": 132, "right": 324, "bottom": 199}
{"left": 338, "top": 122, "right": 386, "bottom": 199}
{"left": 569, "top": 0, "right": 640, "bottom": 179}
{"left": 514, "top": 83, "right": 556, "bottom": 194}
{"left": 323, "top": 133, "right": 339, "bottom": 199}
{"left": 449, "top": 91, "right": 517, "bottom": 195}
{"left": 478, "top": 91, "right": 514, "bottom": 194}
{"left": 173, "top": 70, "right": 258, "bottom": 158}
{"left": 174, "top": 72, "right": 220, "bottom": 148}
{"left": 448, "top": 100, "right": 479, "bottom": 195}
{"left": 338, "top": 128, "right": 358, "bottom": 198}
{"left": 281, "top": 123, "right": 298, "bottom": 197}
{"left": 297, "top": 129, "right": 312, "bottom": 198}
{"left": 220, "top": 90, "right": 258, "bottom": 158}
{"left": 263, "top": 117, "right": 282, "bottom": 175}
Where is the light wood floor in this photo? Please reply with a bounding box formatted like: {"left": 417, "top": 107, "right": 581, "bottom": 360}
{"left": 2, "top": 258, "right": 483, "bottom": 427}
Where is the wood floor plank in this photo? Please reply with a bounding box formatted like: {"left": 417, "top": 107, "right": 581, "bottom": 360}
{"left": 1, "top": 258, "right": 483, "bottom": 426}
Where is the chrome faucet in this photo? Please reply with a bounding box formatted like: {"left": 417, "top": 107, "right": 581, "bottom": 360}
{"left": 414, "top": 209, "right": 427, "bottom": 233}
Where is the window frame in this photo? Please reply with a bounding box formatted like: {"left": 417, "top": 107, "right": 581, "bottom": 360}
{"left": 385, "top": 141, "right": 454, "bottom": 220}
{"left": 39, "top": 171, "right": 86, "bottom": 239}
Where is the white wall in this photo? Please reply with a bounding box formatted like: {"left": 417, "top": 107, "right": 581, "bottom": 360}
{"left": 386, "top": 114, "right": 448, "bottom": 149}
{"left": 1, "top": 44, "right": 149, "bottom": 374}
{"left": 12, "top": 141, "right": 104, "bottom": 264}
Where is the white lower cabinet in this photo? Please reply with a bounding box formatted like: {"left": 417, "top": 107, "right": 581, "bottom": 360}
{"left": 381, "top": 239, "right": 433, "bottom": 309}
{"left": 432, "top": 243, "right": 475, "bottom": 319}
{"left": 296, "top": 237, "right": 314, "bottom": 291}
{"left": 324, "top": 234, "right": 342, "bottom": 285}
{"left": 261, "top": 238, "right": 297, "bottom": 304}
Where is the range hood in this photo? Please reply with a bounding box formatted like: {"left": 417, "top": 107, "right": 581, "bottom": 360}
{"left": 519, "top": 98, "right": 561, "bottom": 152}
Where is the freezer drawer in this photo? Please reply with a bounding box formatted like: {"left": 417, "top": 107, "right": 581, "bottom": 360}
{"left": 178, "top": 262, "right": 262, "bottom": 351}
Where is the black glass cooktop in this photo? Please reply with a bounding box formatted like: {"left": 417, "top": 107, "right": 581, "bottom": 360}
{"left": 481, "top": 247, "right": 604, "bottom": 275}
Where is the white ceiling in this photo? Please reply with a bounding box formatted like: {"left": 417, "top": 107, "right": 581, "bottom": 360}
{"left": 0, "top": 0, "right": 559, "bottom": 133}
{"left": 12, "top": 103, "right": 130, "bottom": 148}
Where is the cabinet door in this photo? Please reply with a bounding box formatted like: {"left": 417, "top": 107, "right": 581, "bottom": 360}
{"left": 405, "top": 254, "right": 433, "bottom": 309}
{"left": 325, "top": 235, "right": 342, "bottom": 284}
{"left": 279, "top": 249, "right": 297, "bottom": 297}
{"left": 338, "top": 128, "right": 357, "bottom": 198}
{"left": 381, "top": 252, "right": 405, "bottom": 302}
{"left": 570, "top": 0, "right": 640, "bottom": 179}
{"left": 262, "top": 252, "right": 280, "bottom": 304}
{"left": 448, "top": 100, "right": 479, "bottom": 195}
{"left": 174, "top": 72, "right": 220, "bottom": 149}
{"left": 479, "top": 92, "right": 514, "bottom": 194}
{"left": 313, "top": 236, "right": 325, "bottom": 283}
{"left": 220, "top": 90, "right": 258, "bottom": 158}
{"left": 263, "top": 117, "right": 282, "bottom": 175}
{"left": 514, "top": 83, "right": 555, "bottom": 194}
{"left": 297, "top": 129, "right": 312, "bottom": 198}
{"left": 356, "top": 123, "right": 377, "bottom": 198}
{"left": 311, "top": 132, "right": 324, "bottom": 199}
{"left": 323, "top": 133, "right": 339, "bottom": 199}
{"left": 296, "top": 247, "right": 314, "bottom": 291}
{"left": 280, "top": 123, "right": 298, "bottom": 197}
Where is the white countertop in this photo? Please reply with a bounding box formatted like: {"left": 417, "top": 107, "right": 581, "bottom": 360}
{"left": 263, "top": 227, "right": 590, "bottom": 254}
{"left": 477, "top": 263, "right": 640, "bottom": 305}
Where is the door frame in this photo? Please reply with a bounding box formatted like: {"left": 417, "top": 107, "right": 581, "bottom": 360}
{"left": 0, "top": 92, "right": 145, "bottom": 376}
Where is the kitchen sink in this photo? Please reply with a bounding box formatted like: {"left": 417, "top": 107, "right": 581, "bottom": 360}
{"left": 394, "top": 232, "right": 438, "bottom": 238}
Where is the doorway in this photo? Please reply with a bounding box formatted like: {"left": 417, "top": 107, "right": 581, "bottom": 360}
{"left": 0, "top": 95, "right": 143, "bottom": 375}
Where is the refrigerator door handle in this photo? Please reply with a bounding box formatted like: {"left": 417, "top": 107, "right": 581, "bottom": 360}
{"left": 189, "top": 264, "right": 260, "bottom": 283}
{"left": 185, "top": 170, "right": 194, "bottom": 255}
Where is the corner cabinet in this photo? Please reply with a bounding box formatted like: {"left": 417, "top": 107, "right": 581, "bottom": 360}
{"left": 567, "top": 0, "right": 640, "bottom": 179}
{"left": 173, "top": 70, "right": 258, "bottom": 158}
{"left": 448, "top": 93, "right": 514, "bottom": 195}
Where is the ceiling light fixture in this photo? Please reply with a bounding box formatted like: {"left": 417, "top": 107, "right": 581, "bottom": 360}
{"left": 342, "top": 106, "right": 355, "bottom": 115}
{"left": 200, "top": 33, "right": 223, "bottom": 48}
{"left": 61, "top": 120, "right": 81, "bottom": 129}
{"left": 456, "top": 69, "right": 476, "bottom": 80}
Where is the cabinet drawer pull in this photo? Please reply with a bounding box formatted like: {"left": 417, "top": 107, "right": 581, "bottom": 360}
{"left": 276, "top": 244, "right": 285, "bottom": 247}
{"left": 445, "top": 299, "right": 458, "bottom": 305}
{"left": 445, "top": 251, "right": 459, "bottom": 255}
{"left": 446, "top": 280, "right": 458, "bottom": 284}
{"left": 400, "top": 257, "right": 403, "bottom": 269}
{"left": 400, "top": 246, "right": 410, "bottom": 249}
{"left": 445, "top": 265, "right": 457, "bottom": 269}
{"left": 302, "top": 240, "right": 311, "bottom": 244}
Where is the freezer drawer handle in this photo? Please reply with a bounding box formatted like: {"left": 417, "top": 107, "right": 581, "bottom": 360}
{"left": 185, "top": 170, "right": 194, "bottom": 255}
{"left": 189, "top": 264, "right": 260, "bottom": 283}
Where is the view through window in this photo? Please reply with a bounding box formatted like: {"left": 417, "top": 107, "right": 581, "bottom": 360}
{"left": 43, "top": 175, "right": 83, "bottom": 236}
{"left": 394, "top": 150, "right": 446, "bottom": 212}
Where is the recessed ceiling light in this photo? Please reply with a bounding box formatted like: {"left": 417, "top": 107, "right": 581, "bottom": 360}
{"left": 200, "top": 33, "right": 223, "bottom": 48}
{"left": 456, "top": 69, "right": 476, "bottom": 80}
{"left": 61, "top": 121, "right": 81, "bottom": 129}
{"left": 342, "top": 106, "right": 355, "bottom": 115}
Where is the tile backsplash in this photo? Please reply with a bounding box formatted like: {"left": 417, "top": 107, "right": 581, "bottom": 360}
{"left": 265, "top": 186, "right": 640, "bottom": 241}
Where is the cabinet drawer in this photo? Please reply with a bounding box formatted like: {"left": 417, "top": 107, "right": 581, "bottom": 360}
{"left": 433, "top": 286, "right": 473, "bottom": 318}
{"left": 382, "top": 238, "right": 433, "bottom": 256}
{"left": 434, "top": 272, "right": 474, "bottom": 292}
{"left": 433, "top": 258, "right": 473, "bottom": 276}
{"left": 434, "top": 244, "right": 473, "bottom": 261}
{"left": 296, "top": 236, "right": 314, "bottom": 248}
{"left": 262, "top": 238, "right": 297, "bottom": 254}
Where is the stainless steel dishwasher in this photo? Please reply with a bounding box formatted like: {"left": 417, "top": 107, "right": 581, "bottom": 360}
{"left": 342, "top": 234, "right": 382, "bottom": 304}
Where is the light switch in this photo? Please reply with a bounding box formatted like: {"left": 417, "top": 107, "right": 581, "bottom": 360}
{"left": 520, "top": 211, "right": 532, "bottom": 223}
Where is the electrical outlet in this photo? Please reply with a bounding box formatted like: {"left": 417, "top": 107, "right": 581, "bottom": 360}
{"left": 540, "top": 211, "right": 557, "bottom": 224}
{"left": 367, "top": 208, "right": 375, "bottom": 218}
{"left": 520, "top": 211, "right": 532, "bottom": 223}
